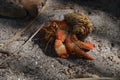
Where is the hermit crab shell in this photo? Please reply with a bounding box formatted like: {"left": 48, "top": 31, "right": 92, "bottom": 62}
{"left": 64, "top": 12, "right": 93, "bottom": 40}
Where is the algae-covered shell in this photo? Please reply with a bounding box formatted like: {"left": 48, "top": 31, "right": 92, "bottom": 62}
{"left": 64, "top": 12, "right": 93, "bottom": 40}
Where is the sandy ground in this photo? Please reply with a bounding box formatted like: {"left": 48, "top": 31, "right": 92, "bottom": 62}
{"left": 0, "top": 0, "right": 120, "bottom": 80}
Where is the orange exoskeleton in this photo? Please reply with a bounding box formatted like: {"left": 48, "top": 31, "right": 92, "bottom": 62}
{"left": 39, "top": 12, "right": 95, "bottom": 60}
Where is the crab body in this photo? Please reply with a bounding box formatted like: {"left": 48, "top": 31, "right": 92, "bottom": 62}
{"left": 40, "top": 12, "right": 95, "bottom": 60}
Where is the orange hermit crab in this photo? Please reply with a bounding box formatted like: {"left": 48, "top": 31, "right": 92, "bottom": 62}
{"left": 40, "top": 12, "right": 95, "bottom": 60}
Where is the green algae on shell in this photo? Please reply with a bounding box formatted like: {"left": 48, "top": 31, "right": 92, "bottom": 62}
{"left": 64, "top": 12, "right": 93, "bottom": 40}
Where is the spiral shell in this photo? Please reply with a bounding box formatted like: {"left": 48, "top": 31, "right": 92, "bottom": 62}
{"left": 64, "top": 12, "right": 93, "bottom": 40}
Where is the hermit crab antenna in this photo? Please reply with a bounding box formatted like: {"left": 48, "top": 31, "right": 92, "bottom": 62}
{"left": 44, "top": 37, "right": 53, "bottom": 52}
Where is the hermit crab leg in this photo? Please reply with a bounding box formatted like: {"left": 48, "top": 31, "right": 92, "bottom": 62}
{"left": 65, "top": 35, "right": 95, "bottom": 60}
{"left": 71, "top": 35, "right": 94, "bottom": 50}
{"left": 73, "top": 45, "right": 95, "bottom": 60}
{"left": 54, "top": 30, "right": 69, "bottom": 58}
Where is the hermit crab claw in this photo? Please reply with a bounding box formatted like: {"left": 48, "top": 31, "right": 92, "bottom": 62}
{"left": 54, "top": 39, "right": 69, "bottom": 58}
{"left": 54, "top": 30, "right": 69, "bottom": 58}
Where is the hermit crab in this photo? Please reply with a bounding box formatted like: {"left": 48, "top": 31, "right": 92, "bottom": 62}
{"left": 39, "top": 12, "right": 95, "bottom": 60}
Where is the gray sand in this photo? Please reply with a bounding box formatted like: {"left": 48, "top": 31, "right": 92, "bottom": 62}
{"left": 0, "top": 0, "right": 120, "bottom": 80}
